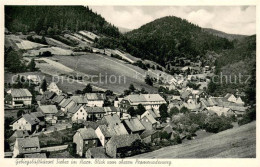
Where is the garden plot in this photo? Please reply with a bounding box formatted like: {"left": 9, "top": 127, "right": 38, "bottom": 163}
{"left": 78, "top": 30, "right": 100, "bottom": 41}
{"left": 64, "top": 33, "right": 90, "bottom": 46}
{"left": 24, "top": 47, "right": 73, "bottom": 57}
{"left": 73, "top": 33, "right": 93, "bottom": 44}
{"left": 5, "top": 34, "right": 46, "bottom": 50}
{"left": 45, "top": 37, "right": 72, "bottom": 49}
{"left": 104, "top": 49, "right": 138, "bottom": 63}
{"left": 16, "top": 40, "right": 47, "bottom": 50}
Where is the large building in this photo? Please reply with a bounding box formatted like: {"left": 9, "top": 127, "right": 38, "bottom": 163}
{"left": 5, "top": 89, "right": 32, "bottom": 107}
{"left": 120, "top": 94, "right": 166, "bottom": 112}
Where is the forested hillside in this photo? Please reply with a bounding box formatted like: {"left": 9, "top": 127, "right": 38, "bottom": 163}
{"left": 5, "top": 6, "right": 120, "bottom": 38}
{"left": 125, "top": 16, "right": 234, "bottom": 66}
{"left": 209, "top": 35, "right": 256, "bottom": 99}
{"left": 203, "top": 28, "right": 247, "bottom": 41}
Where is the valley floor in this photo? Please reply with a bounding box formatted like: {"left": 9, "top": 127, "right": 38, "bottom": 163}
{"left": 131, "top": 121, "right": 256, "bottom": 158}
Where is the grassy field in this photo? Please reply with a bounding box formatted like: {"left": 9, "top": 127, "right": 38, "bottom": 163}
{"left": 52, "top": 54, "right": 157, "bottom": 94}
{"left": 131, "top": 121, "right": 256, "bottom": 158}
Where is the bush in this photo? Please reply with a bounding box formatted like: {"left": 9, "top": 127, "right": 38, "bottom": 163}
{"left": 238, "top": 108, "right": 256, "bottom": 126}
{"left": 205, "top": 115, "right": 233, "bottom": 133}
{"left": 169, "top": 107, "right": 179, "bottom": 117}
{"left": 180, "top": 106, "right": 189, "bottom": 114}
{"left": 68, "top": 143, "right": 77, "bottom": 157}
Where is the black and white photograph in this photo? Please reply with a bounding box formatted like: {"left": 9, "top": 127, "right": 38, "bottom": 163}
{"left": 1, "top": 1, "right": 258, "bottom": 166}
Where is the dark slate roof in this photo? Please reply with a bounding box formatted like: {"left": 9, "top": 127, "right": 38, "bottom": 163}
{"left": 16, "top": 137, "right": 41, "bottom": 154}
{"left": 104, "top": 106, "right": 120, "bottom": 113}
{"left": 123, "top": 118, "right": 145, "bottom": 132}
{"left": 77, "top": 127, "right": 98, "bottom": 140}
{"left": 60, "top": 98, "right": 74, "bottom": 108}
{"left": 71, "top": 96, "right": 88, "bottom": 104}
{"left": 10, "top": 89, "right": 32, "bottom": 97}
{"left": 38, "top": 105, "right": 58, "bottom": 114}
{"left": 109, "top": 123, "right": 128, "bottom": 136}
{"left": 107, "top": 134, "right": 141, "bottom": 148}
{"left": 42, "top": 91, "right": 56, "bottom": 100}
{"left": 52, "top": 95, "right": 66, "bottom": 104}
{"left": 102, "top": 114, "right": 121, "bottom": 126}
{"left": 97, "top": 125, "right": 116, "bottom": 138}
{"left": 68, "top": 104, "right": 83, "bottom": 114}
{"left": 30, "top": 111, "right": 45, "bottom": 118}
{"left": 87, "top": 147, "right": 108, "bottom": 158}
{"left": 85, "top": 93, "right": 105, "bottom": 101}
{"left": 19, "top": 114, "right": 40, "bottom": 125}
{"left": 84, "top": 107, "right": 106, "bottom": 114}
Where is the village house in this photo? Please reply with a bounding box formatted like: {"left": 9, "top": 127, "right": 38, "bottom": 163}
{"left": 36, "top": 91, "right": 56, "bottom": 106}
{"left": 95, "top": 125, "right": 116, "bottom": 147}
{"left": 85, "top": 147, "right": 108, "bottom": 158}
{"left": 71, "top": 95, "right": 88, "bottom": 105}
{"left": 67, "top": 104, "right": 87, "bottom": 123}
{"left": 5, "top": 89, "right": 32, "bottom": 107}
{"left": 120, "top": 94, "right": 166, "bottom": 112}
{"left": 47, "top": 82, "right": 62, "bottom": 95}
{"left": 84, "top": 107, "right": 106, "bottom": 120}
{"left": 73, "top": 127, "right": 99, "bottom": 157}
{"left": 206, "top": 106, "right": 234, "bottom": 116}
{"left": 140, "top": 112, "right": 158, "bottom": 130}
{"left": 104, "top": 106, "right": 121, "bottom": 116}
{"left": 85, "top": 93, "right": 105, "bottom": 107}
{"left": 11, "top": 113, "right": 40, "bottom": 132}
{"left": 144, "top": 109, "right": 161, "bottom": 120}
{"left": 140, "top": 130, "right": 160, "bottom": 144}
{"left": 122, "top": 118, "right": 145, "bottom": 134}
{"left": 60, "top": 98, "right": 76, "bottom": 112}
{"left": 51, "top": 95, "right": 66, "bottom": 106}
{"left": 225, "top": 93, "right": 245, "bottom": 105}
{"left": 13, "top": 137, "right": 41, "bottom": 158}
{"left": 105, "top": 134, "right": 141, "bottom": 158}
{"left": 37, "top": 105, "right": 58, "bottom": 124}
{"left": 8, "top": 130, "right": 29, "bottom": 151}
{"left": 101, "top": 114, "right": 121, "bottom": 126}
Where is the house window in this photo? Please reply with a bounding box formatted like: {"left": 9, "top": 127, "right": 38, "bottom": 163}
{"left": 80, "top": 110, "right": 82, "bottom": 112}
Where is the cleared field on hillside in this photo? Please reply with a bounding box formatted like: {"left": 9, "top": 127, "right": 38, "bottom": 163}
{"left": 5, "top": 35, "right": 46, "bottom": 50}
{"left": 53, "top": 54, "right": 157, "bottom": 94}
{"left": 24, "top": 47, "right": 73, "bottom": 57}
{"left": 131, "top": 121, "right": 256, "bottom": 158}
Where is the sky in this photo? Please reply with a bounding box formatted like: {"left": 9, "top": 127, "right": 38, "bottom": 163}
{"left": 89, "top": 6, "right": 256, "bottom": 35}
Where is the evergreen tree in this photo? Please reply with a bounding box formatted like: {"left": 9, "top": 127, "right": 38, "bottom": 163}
{"left": 83, "top": 84, "right": 92, "bottom": 93}
{"left": 136, "top": 104, "right": 146, "bottom": 116}
{"left": 129, "top": 84, "right": 136, "bottom": 92}
{"left": 159, "top": 103, "right": 168, "bottom": 122}
{"left": 127, "top": 107, "right": 137, "bottom": 117}
{"left": 145, "top": 75, "right": 153, "bottom": 86}
{"left": 28, "top": 59, "right": 36, "bottom": 71}
{"left": 41, "top": 79, "right": 47, "bottom": 92}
